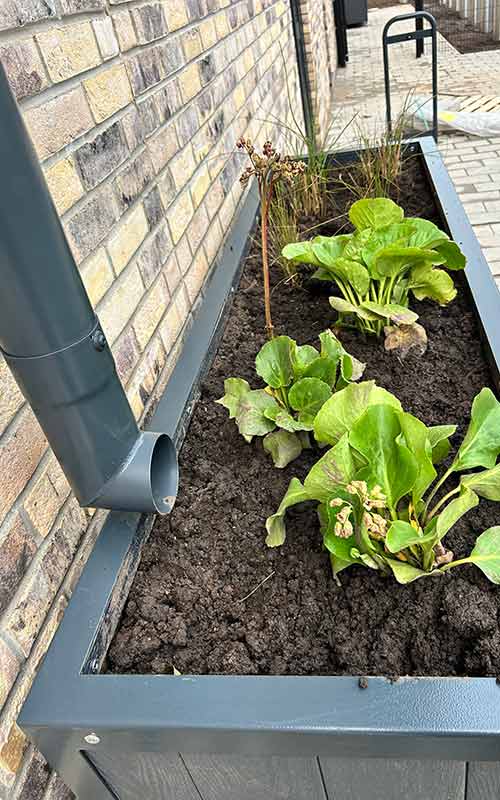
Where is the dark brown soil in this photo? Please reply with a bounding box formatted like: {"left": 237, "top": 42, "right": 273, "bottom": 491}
{"left": 107, "top": 157, "right": 500, "bottom": 679}
{"left": 427, "top": 3, "right": 500, "bottom": 54}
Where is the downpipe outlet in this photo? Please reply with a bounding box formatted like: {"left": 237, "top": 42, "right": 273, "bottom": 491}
{"left": 0, "top": 65, "right": 178, "bottom": 515}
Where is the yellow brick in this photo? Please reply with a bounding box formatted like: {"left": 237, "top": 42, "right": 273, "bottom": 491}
{"left": 148, "top": 124, "right": 178, "bottom": 173}
{"left": 233, "top": 83, "right": 245, "bottom": 111}
{"left": 215, "top": 13, "right": 230, "bottom": 39}
{"left": 128, "top": 389, "right": 144, "bottom": 420}
{"left": 168, "top": 191, "right": 194, "bottom": 244}
{"left": 36, "top": 22, "right": 101, "bottom": 83}
{"left": 199, "top": 18, "right": 217, "bottom": 49}
{"left": 84, "top": 64, "right": 132, "bottom": 124}
{"left": 185, "top": 249, "right": 209, "bottom": 303}
{"left": 99, "top": 267, "right": 144, "bottom": 343}
{"left": 243, "top": 48, "right": 254, "bottom": 74}
{"left": 170, "top": 146, "right": 197, "bottom": 190}
{"left": 24, "top": 88, "right": 93, "bottom": 161}
{"left": 44, "top": 158, "right": 84, "bottom": 215}
{"left": 107, "top": 204, "right": 149, "bottom": 274}
{"left": 80, "top": 248, "right": 114, "bottom": 306}
{"left": 163, "top": 2, "right": 189, "bottom": 31}
{"left": 182, "top": 29, "right": 203, "bottom": 61}
{"left": 112, "top": 10, "right": 137, "bottom": 51}
{"left": 0, "top": 725, "right": 26, "bottom": 777}
{"left": 191, "top": 169, "right": 211, "bottom": 207}
{"left": 178, "top": 63, "right": 201, "bottom": 104}
{"left": 24, "top": 466, "right": 62, "bottom": 537}
{"left": 0, "top": 357, "right": 24, "bottom": 437}
{"left": 133, "top": 278, "right": 169, "bottom": 349}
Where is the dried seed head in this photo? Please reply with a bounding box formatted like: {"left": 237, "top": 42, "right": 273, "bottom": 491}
{"left": 329, "top": 497, "right": 344, "bottom": 508}
{"left": 363, "top": 511, "right": 387, "bottom": 539}
{"left": 333, "top": 504, "right": 354, "bottom": 539}
{"left": 334, "top": 518, "right": 354, "bottom": 539}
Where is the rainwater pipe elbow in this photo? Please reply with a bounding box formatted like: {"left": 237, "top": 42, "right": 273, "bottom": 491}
{"left": 0, "top": 65, "right": 178, "bottom": 514}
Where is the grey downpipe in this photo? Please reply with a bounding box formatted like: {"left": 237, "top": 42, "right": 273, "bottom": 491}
{"left": 0, "top": 65, "right": 178, "bottom": 514}
{"left": 289, "top": 0, "right": 315, "bottom": 144}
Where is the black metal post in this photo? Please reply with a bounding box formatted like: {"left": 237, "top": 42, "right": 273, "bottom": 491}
{"left": 0, "top": 65, "right": 178, "bottom": 514}
{"left": 289, "top": 0, "right": 315, "bottom": 144}
{"left": 416, "top": 0, "right": 424, "bottom": 57}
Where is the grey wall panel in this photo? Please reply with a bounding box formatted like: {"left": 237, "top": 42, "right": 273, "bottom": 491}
{"left": 319, "top": 758, "right": 466, "bottom": 800}
{"left": 88, "top": 751, "right": 201, "bottom": 800}
{"left": 182, "top": 753, "right": 328, "bottom": 800}
{"left": 467, "top": 762, "right": 500, "bottom": 800}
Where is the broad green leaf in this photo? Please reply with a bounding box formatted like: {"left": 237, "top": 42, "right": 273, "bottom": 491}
{"left": 349, "top": 405, "right": 418, "bottom": 512}
{"left": 339, "top": 352, "right": 365, "bottom": 384}
{"left": 274, "top": 409, "right": 307, "bottom": 433}
{"left": 343, "top": 228, "right": 373, "bottom": 262}
{"left": 311, "top": 234, "right": 351, "bottom": 266}
{"left": 361, "top": 300, "right": 418, "bottom": 325}
{"left": 255, "top": 336, "right": 295, "bottom": 388}
{"left": 292, "top": 344, "right": 319, "bottom": 378}
{"left": 301, "top": 356, "right": 339, "bottom": 387}
{"left": 289, "top": 378, "right": 332, "bottom": 424}
{"left": 282, "top": 241, "right": 321, "bottom": 266}
{"left": 406, "top": 217, "right": 449, "bottom": 249}
{"left": 427, "top": 424, "right": 457, "bottom": 464}
{"left": 311, "top": 267, "right": 334, "bottom": 282}
{"left": 435, "top": 485, "right": 479, "bottom": 541}
{"left": 433, "top": 240, "right": 466, "bottom": 270}
{"left": 386, "top": 559, "right": 438, "bottom": 584}
{"left": 386, "top": 520, "right": 436, "bottom": 553}
{"left": 236, "top": 389, "right": 279, "bottom": 438}
{"left": 304, "top": 433, "right": 356, "bottom": 502}
{"left": 329, "top": 297, "right": 379, "bottom": 320}
{"left": 265, "top": 477, "right": 311, "bottom": 546}
{"left": 216, "top": 378, "right": 251, "bottom": 418}
{"left": 461, "top": 463, "right": 500, "bottom": 501}
{"left": 319, "top": 330, "right": 343, "bottom": 360}
{"left": 399, "top": 411, "right": 436, "bottom": 505}
{"left": 361, "top": 221, "right": 417, "bottom": 273}
{"left": 374, "top": 245, "right": 444, "bottom": 279}
{"left": 314, "top": 380, "right": 402, "bottom": 446}
{"left": 330, "top": 257, "right": 371, "bottom": 295}
{"left": 410, "top": 264, "right": 457, "bottom": 305}
{"left": 453, "top": 388, "right": 500, "bottom": 471}
{"left": 263, "top": 430, "right": 303, "bottom": 469}
{"left": 349, "top": 197, "right": 404, "bottom": 231}
{"left": 466, "top": 527, "right": 500, "bottom": 583}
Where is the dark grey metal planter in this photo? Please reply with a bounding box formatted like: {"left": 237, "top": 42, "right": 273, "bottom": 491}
{"left": 19, "top": 138, "right": 500, "bottom": 800}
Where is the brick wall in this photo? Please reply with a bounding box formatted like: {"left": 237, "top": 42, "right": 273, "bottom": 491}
{"left": 0, "top": 0, "right": 334, "bottom": 797}
{"left": 301, "top": 0, "right": 337, "bottom": 136}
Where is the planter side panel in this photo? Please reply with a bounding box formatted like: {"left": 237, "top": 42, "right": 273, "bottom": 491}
{"left": 182, "top": 754, "right": 327, "bottom": 800}
{"left": 319, "top": 758, "right": 466, "bottom": 799}
{"left": 467, "top": 762, "right": 500, "bottom": 799}
{"left": 88, "top": 751, "right": 200, "bottom": 800}
{"left": 88, "top": 752, "right": 328, "bottom": 800}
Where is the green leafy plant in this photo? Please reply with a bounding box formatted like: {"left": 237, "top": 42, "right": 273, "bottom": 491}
{"left": 266, "top": 381, "right": 500, "bottom": 584}
{"left": 237, "top": 137, "right": 305, "bottom": 339}
{"left": 281, "top": 198, "right": 466, "bottom": 353}
{"left": 217, "top": 330, "right": 365, "bottom": 468}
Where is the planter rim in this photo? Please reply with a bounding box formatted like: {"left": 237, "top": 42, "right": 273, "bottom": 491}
{"left": 19, "top": 139, "right": 500, "bottom": 786}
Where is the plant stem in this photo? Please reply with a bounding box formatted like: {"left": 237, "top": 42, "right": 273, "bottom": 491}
{"left": 439, "top": 557, "right": 472, "bottom": 573}
{"left": 261, "top": 177, "right": 274, "bottom": 340}
{"left": 422, "top": 465, "right": 456, "bottom": 522}
{"left": 426, "top": 485, "right": 461, "bottom": 522}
